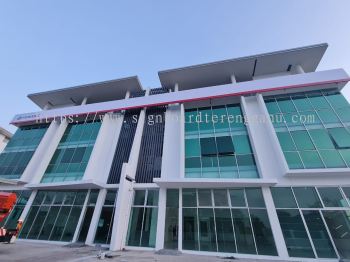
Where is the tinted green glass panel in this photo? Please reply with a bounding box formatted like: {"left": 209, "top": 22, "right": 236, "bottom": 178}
{"left": 308, "top": 129, "right": 335, "bottom": 149}
{"left": 198, "top": 189, "right": 212, "bottom": 206}
{"left": 302, "top": 210, "right": 337, "bottom": 258}
{"left": 277, "top": 209, "right": 315, "bottom": 258}
{"left": 185, "top": 111, "right": 199, "bottom": 133}
{"left": 292, "top": 95, "right": 313, "bottom": 111}
{"left": 277, "top": 132, "right": 296, "bottom": 151}
{"left": 216, "top": 136, "right": 234, "bottom": 155}
{"left": 182, "top": 208, "right": 199, "bottom": 250}
{"left": 284, "top": 151, "right": 304, "bottom": 169}
{"left": 250, "top": 209, "right": 277, "bottom": 256}
{"left": 340, "top": 149, "right": 350, "bottom": 166}
{"left": 200, "top": 137, "right": 217, "bottom": 156}
{"left": 291, "top": 131, "right": 314, "bottom": 150}
{"left": 198, "top": 208, "right": 217, "bottom": 251}
{"left": 213, "top": 190, "right": 228, "bottom": 206}
{"left": 308, "top": 94, "right": 331, "bottom": 109}
{"left": 212, "top": 107, "right": 230, "bottom": 132}
{"left": 271, "top": 187, "right": 297, "bottom": 208}
{"left": 19, "top": 206, "right": 39, "bottom": 238}
{"left": 245, "top": 188, "right": 265, "bottom": 208}
{"left": 318, "top": 109, "right": 340, "bottom": 124}
{"left": 318, "top": 187, "right": 348, "bottom": 207}
{"left": 126, "top": 207, "right": 143, "bottom": 246}
{"left": 299, "top": 151, "right": 324, "bottom": 168}
{"left": 140, "top": 207, "right": 158, "bottom": 247}
{"left": 336, "top": 107, "right": 350, "bottom": 123}
{"left": 185, "top": 139, "right": 201, "bottom": 157}
{"left": 198, "top": 108, "right": 214, "bottom": 134}
{"left": 322, "top": 210, "right": 350, "bottom": 259}
{"left": 293, "top": 187, "right": 322, "bottom": 208}
{"left": 325, "top": 92, "right": 349, "bottom": 109}
{"left": 229, "top": 189, "right": 246, "bottom": 207}
{"left": 182, "top": 189, "right": 197, "bottom": 207}
{"left": 277, "top": 97, "right": 296, "bottom": 113}
{"left": 328, "top": 128, "right": 350, "bottom": 148}
{"left": 265, "top": 99, "right": 280, "bottom": 114}
{"left": 319, "top": 150, "right": 346, "bottom": 168}
{"left": 147, "top": 190, "right": 159, "bottom": 206}
{"left": 214, "top": 209, "right": 236, "bottom": 253}
{"left": 232, "top": 135, "right": 252, "bottom": 154}
{"left": 231, "top": 209, "right": 256, "bottom": 254}
{"left": 134, "top": 190, "right": 146, "bottom": 205}
{"left": 49, "top": 206, "right": 71, "bottom": 241}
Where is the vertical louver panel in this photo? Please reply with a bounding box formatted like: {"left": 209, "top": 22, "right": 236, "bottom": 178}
{"left": 135, "top": 106, "right": 166, "bottom": 183}
{"left": 129, "top": 90, "right": 146, "bottom": 98}
{"left": 107, "top": 110, "right": 141, "bottom": 184}
{"left": 149, "top": 87, "right": 170, "bottom": 95}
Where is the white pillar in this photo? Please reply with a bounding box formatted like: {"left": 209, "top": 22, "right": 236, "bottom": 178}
{"left": 43, "top": 102, "right": 52, "bottom": 110}
{"left": 261, "top": 187, "right": 289, "bottom": 258}
{"left": 294, "top": 64, "right": 305, "bottom": 74}
{"left": 231, "top": 74, "right": 237, "bottom": 84}
{"left": 19, "top": 190, "right": 37, "bottom": 222}
{"left": 109, "top": 163, "right": 134, "bottom": 251}
{"left": 85, "top": 189, "right": 107, "bottom": 245}
{"left": 125, "top": 90, "right": 130, "bottom": 99}
{"left": 83, "top": 112, "right": 124, "bottom": 183}
{"left": 174, "top": 83, "right": 179, "bottom": 92}
{"left": 155, "top": 188, "right": 166, "bottom": 250}
{"left": 21, "top": 120, "right": 68, "bottom": 184}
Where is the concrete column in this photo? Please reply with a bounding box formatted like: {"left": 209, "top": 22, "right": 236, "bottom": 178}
{"left": 83, "top": 112, "right": 124, "bottom": 183}
{"left": 261, "top": 187, "right": 289, "bottom": 258}
{"left": 85, "top": 189, "right": 107, "bottom": 245}
{"left": 174, "top": 83, "right": 179, "bottom": 92}
{"left": 160, "top": 105, "right": 182, "bottom": 180}
{"left": 125, "top": 90, "right": 131, "bottom": 99}
{"left": 81, "top": 97, "right": 88, "bottom": 105}
{"left": 109, "top": 163, "right": 134, "bottom": 251}
{"left": 19, "top": 190, "right": 37, "bottom": 222}
{"left": 21, "top": 120, "right": 68, "bottom": 184}
{"left": 179, "top": 104, "right": 185, "bottom": 178}
{"left": 240, "top": 95, "right": 288, "bottom": 179}
{"left": 109, "top": 108, "right": 146, "bottom": 250}
{"left": 155, "top": 188, "right": 166, "bottom": 250}
{"left": 230, "top": 73, "right": 237, "bottom": 84}
{"left": 43, "top": 102, "right": 52, "bottom": 110}
{"left": 0, "top": 133, "right": 6, "bottom": 153}
{"left": 294, "top": 64, "right": 305, "bottom": 74}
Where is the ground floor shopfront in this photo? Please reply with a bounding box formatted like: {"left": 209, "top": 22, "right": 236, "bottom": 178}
{"left": 2, "top": 185, "right": 350, "bottom": 261}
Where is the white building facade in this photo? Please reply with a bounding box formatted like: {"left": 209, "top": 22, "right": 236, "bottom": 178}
{"left": 1, "top": 43, "right": 350, "bottom": 261}
{"left": 0, "top": 127, "right": 12, "bottom": 153}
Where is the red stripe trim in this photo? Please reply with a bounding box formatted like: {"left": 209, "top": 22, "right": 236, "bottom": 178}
{"left": 11, "top": 78, "right": 350, "bottom": 126}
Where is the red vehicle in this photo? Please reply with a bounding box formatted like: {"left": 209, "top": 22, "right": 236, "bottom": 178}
{"left": 0, "top": 192, "right": 22, "bottom": 243}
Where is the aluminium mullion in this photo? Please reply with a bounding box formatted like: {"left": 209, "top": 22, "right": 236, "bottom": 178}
{"left": 210, "top": 190, "right": 219, "bottom": 252}
{"left": 318, "top": 209, "right": 340, "bottom": 259}
{"left": 227, "top": 189, "right": 238, "bottom": 253}
{"left": 59, "top": 193, "right": 78, "bottom": 241}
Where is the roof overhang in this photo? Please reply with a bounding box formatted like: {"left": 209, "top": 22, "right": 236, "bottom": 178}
{"left": 0, "top": 127, "right": 12, "bottom": 139}
{"left": 26, "top": 179, "right": 105, "bottom": 190}
{"left": 28, "top": 76, "right": 143, "bottom": 109}
{"left": 159, "top": 43, "right": 328, "bottom": 91}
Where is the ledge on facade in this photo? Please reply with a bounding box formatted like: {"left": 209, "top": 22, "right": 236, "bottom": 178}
{"left": 25, "top": 179, "right": 105, "bottom": 190}
{"left": 285, "top": 168, "right": 350, "bottom": 177}
{"left": 0, "top": 178, "right": 21, "bottom": 185}
{"left": 153, "top": 178, "right": 277, "bottom": 188}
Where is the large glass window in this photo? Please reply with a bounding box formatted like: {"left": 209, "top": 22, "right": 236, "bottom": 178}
{"left": 127, "top": 189, "right": 159, "bottom": 248}
{"left": 41, "top": 121, "right": 101, "bottom": 183}
{"left": 94, "top": 190, "right": 118, "bottom": 244}
{"left": 271, "top": 186, "right": 350, "bottom": 259}
{"left": 77, "top": 190, "right": 98, "bottom": 242}
{"left": 185, "top": 104, "right": 258, "bottom": 178}
{"left": 265, "top": 90, "right": 350, "bottom": 169}
{"left": 19, "top": 190, "right": 88, "bottom": 242}
{"left": 182, "top": 188, "right": 277, "bottom": 256}
{"left": 164, "top": 189, "right": 179, "bottom": 249}
{"left": 0, "top": 125, "right": 48, "bottom": 179}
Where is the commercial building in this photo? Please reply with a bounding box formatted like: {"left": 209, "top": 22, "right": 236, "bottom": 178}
{"left": 0, "top": 127, "right": 12, "bottom": 153}
{"left": 1, "top": 43, "right": 350, "bottom": 260}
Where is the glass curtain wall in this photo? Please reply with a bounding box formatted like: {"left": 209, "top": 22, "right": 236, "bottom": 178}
{"left": 185, "top": 104, "right": 258, "bottom": 178}
{"left": 0, "top": 125, "right": 48, "bottom": 179}
{"left": 127, "top": 189, "right": 159, "bottom": 248}
{"left": 41, "top": 121, "right": 101, "bottom": 183}
{"left": 19, "top": 190, "right": 88, "bottom": 242}
{"left": 182, "top": 188, "right": 277, "bottom": 256}
{"left": 77, "top": 189, "right": 99, "bottom": 242}
{"left": 164, "top": 189, "right": 179, "bottom": 249}
{"left": 265, "top": 89, "right": 350, "bottom": 169}
{"left": 0, "top": 190, "right": 31, "bottom": 228}
{"left": 271, "top": 186, "right": 350, "bottom": 259}
{"left": 94, "top": 189, "right": 118, "bottom": 244}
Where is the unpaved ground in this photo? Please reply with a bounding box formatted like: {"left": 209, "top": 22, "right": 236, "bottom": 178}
{"left": 0, "top": 241, "right": 294, "bottom": 262}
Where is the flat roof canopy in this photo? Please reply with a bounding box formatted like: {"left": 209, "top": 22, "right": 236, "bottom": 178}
{"left": 28, "top": 76, "right": 143, "bottom": 109}
{"left": 158, "top": 43, "right": 328, "bottom": 91}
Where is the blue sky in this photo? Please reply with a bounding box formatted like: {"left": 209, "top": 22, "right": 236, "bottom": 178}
{"left": 1, "top": 0, "right": 350, "bottom": 132}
